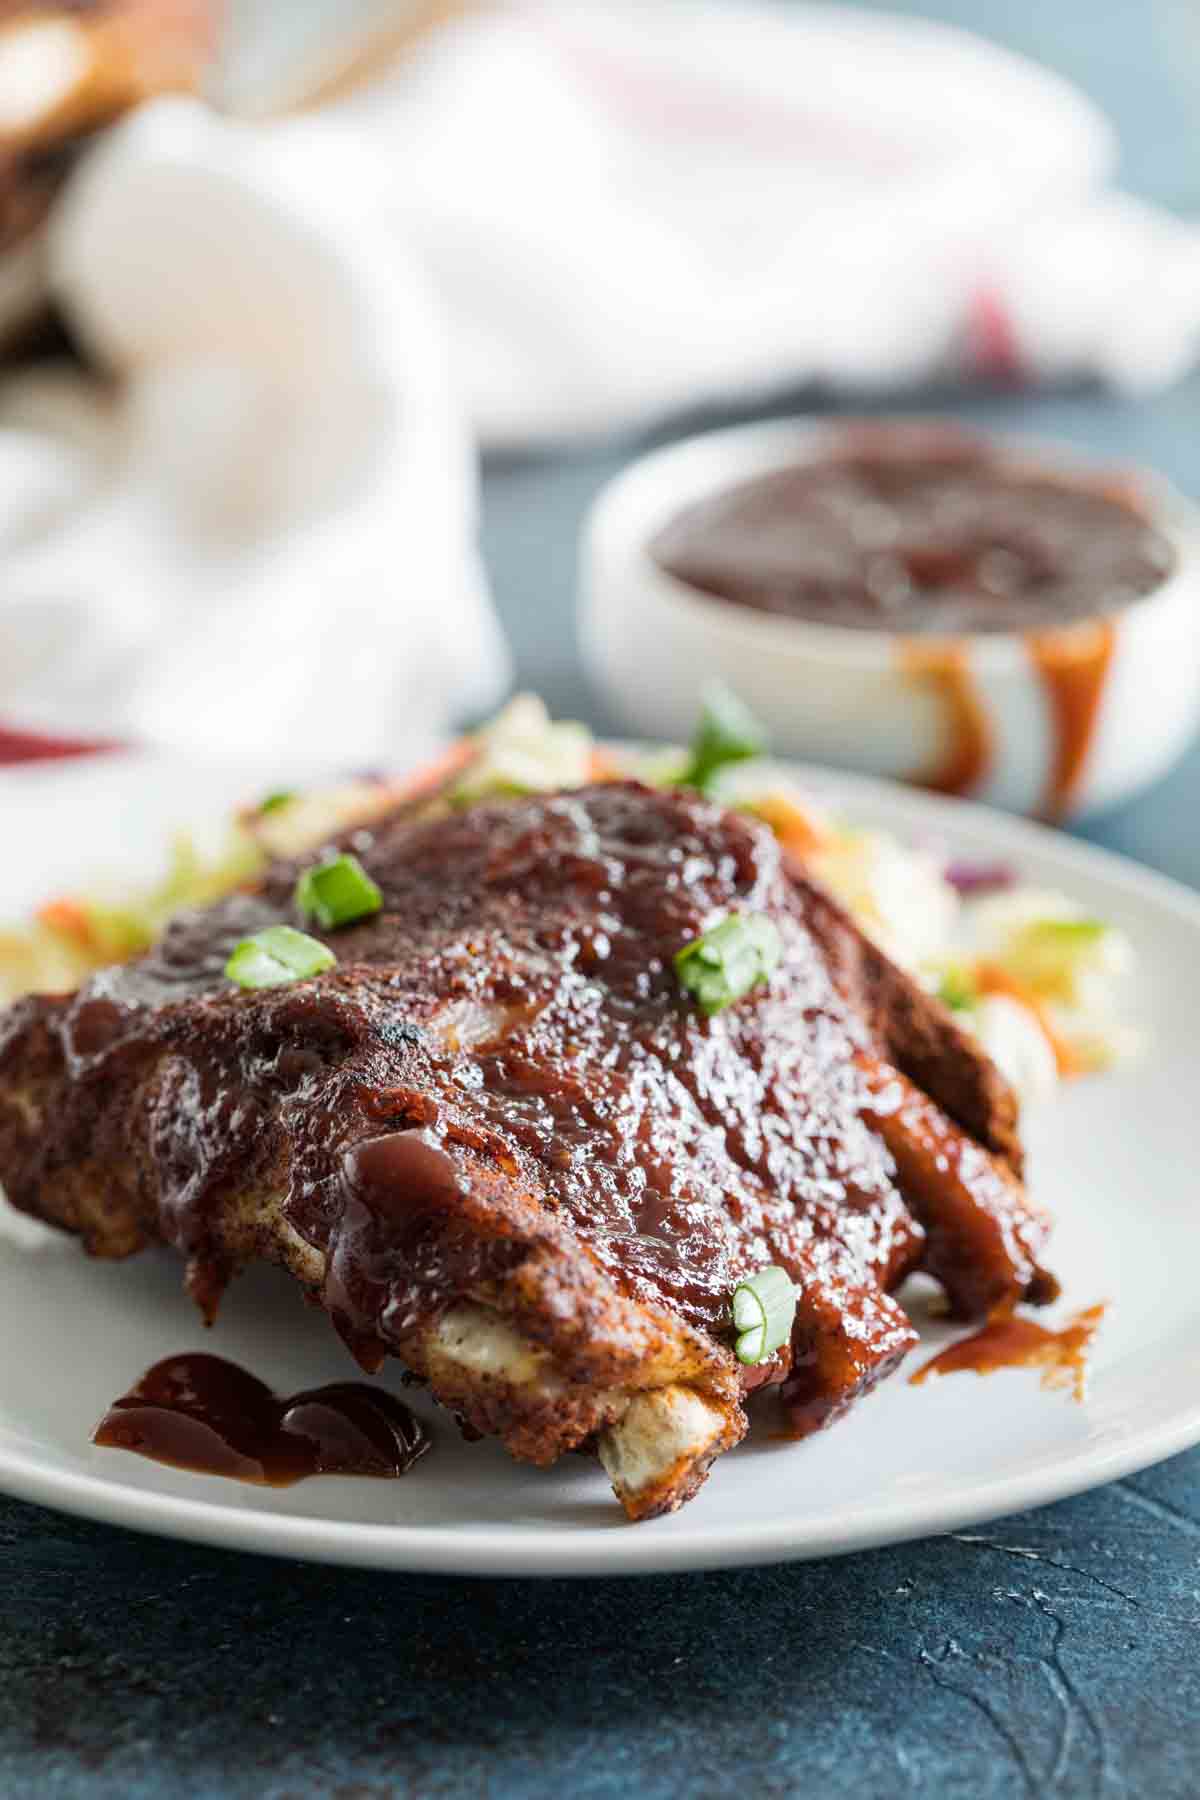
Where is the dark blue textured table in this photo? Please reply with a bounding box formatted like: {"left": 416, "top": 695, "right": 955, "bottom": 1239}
{"left": 4, "top": 3, "right": 1200, "bottom": 1795}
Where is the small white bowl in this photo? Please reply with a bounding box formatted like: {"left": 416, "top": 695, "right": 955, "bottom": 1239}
{"left": 581, "top": 419, "right": 1200, "bottom": 820}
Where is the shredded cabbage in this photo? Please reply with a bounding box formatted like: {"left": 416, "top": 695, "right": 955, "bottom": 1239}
{"left": 1001, "top": 918, "right": 1120, "bottom": 1003}
{"left": 449, "top": 695, "right": 593, "bottom": 804}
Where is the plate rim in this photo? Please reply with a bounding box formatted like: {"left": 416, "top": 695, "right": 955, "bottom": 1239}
{"left": 2, "top": 1394, "right": 1199, "bottom": 1577}
{"left": 3, "top": 753, "right": 1199, "bottom": 1575}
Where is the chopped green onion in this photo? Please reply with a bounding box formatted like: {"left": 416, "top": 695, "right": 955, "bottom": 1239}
{"left": 295, "top": 853, "right": 383, "bottom": 929}
{"left": 257, "top": 790, "right": 295, "bottom": 816}
{"left": 937, "top": 966, "right": 978, "bottom": 1013}
{"left": 677, "top": 681, "right": 768, "bottom": 793}
{"left": 225, "top": 925, "right": 335, "bottom": 989}
{"left": 674, "top": 911, "right": 782, "bottom": 1015}
{"left": 731, "top": 1266, "right": 798, "bottom": 1365}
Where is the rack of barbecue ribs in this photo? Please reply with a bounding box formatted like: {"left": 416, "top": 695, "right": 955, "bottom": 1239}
{"left": 0, "top": 781, "right": 1055, "bottom": 1520}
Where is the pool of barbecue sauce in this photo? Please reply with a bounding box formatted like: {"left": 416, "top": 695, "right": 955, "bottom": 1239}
{"left": 910, "top": 1302, "right": 1106, "bottom": 1402}
{"left": 92, "top": 1141, "right": 466, "bottom": 1486}
{"left": 94, "top": 1353, "right": 430, "bottom": 1484}
{"left": 652, "top": 436, "right": 1169, "bottom": 816}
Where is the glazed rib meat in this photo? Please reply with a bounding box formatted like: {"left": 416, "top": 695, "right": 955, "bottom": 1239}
{"left": 0, "top": 782, "right": 1054, "bottom": 1518}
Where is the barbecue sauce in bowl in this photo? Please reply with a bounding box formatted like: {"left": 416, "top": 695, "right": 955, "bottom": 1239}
{"left": 651, "top": 437, "right": 1173, "bottom": 636}
{"left": 652, "top": 431, "right": 1173, "bottom": 814}
{"left": 94, "top": 1353, "right": 430, "bottom": 1485}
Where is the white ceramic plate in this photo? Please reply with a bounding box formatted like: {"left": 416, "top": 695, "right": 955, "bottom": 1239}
{"left": 1, "top": 751, "right": 1197, "bottom": 1576}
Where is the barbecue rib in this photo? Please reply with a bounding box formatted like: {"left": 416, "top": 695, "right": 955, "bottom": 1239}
{"left": 0, "top": 782, "right": 1054, "bottom": 1519}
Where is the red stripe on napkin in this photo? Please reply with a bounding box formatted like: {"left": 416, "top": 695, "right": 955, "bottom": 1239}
{"left": 0, "top": 724, "right": 123, "bottom": 767}
{"left": 966, "top": 284, "right": 1028, "bottom": 385}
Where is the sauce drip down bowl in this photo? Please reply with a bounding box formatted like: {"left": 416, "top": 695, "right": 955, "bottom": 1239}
{"left": 581, "top": 420, "right": 1200, "bottom": 819}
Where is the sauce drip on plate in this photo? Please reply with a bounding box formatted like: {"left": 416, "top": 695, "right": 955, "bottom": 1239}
{"left": 910, "top": 1303, "right": 1106, "bottom": 1403}
{"left": 93, "top": 1353, "right": 431, "bottom": 1484}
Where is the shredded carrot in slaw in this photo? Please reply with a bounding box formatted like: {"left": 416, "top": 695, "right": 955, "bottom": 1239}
{"left": 35, "top": 899, "right": 96, "bottom": 949}
{"left": 975, "top": 962, "right": 1085, "bottom": 1079}
{"left": 587, "top": 748, "right": 625, "bottom": 782}
{"left": 749, "top": 792, "right": 829, "bottom": 858}
{"left": 397, "top": 738, "right": 476, "bottom": 801}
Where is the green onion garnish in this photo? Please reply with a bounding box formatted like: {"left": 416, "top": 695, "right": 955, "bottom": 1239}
{"left": 731, "top": 1266, "right": 798, "bottom": 1365}
{"left": 257, "top": 790, "right": 295, "bottom": 816}
{"left": 677, "top": 681, "right": 768, "bottom": 794}
{"left": 295, "top": 853, "right": 383, "bottom": 930}
{"left": 937, "top": 966, "right": 978, "bottom": 1013}
{"left": 225, "top": 925, "right": 335, "bottom": 989}
{"left": 674, "top": 912, "right": 782, "bottom": 1015}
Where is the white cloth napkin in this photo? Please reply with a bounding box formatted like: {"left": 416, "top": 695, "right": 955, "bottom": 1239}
{"left": 315, "top": 0, "right": 1200, "bottom": 442}
{"left": 0, "top": 97, "right": 509, "bottom": 768}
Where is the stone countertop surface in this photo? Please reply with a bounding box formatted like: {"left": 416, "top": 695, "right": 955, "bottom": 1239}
{"left": 2, "top": 1455, "right": 1197, "bottom": 1798}
{"left": 4, "top": 1, "right": 1200, "bottom": 1795}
